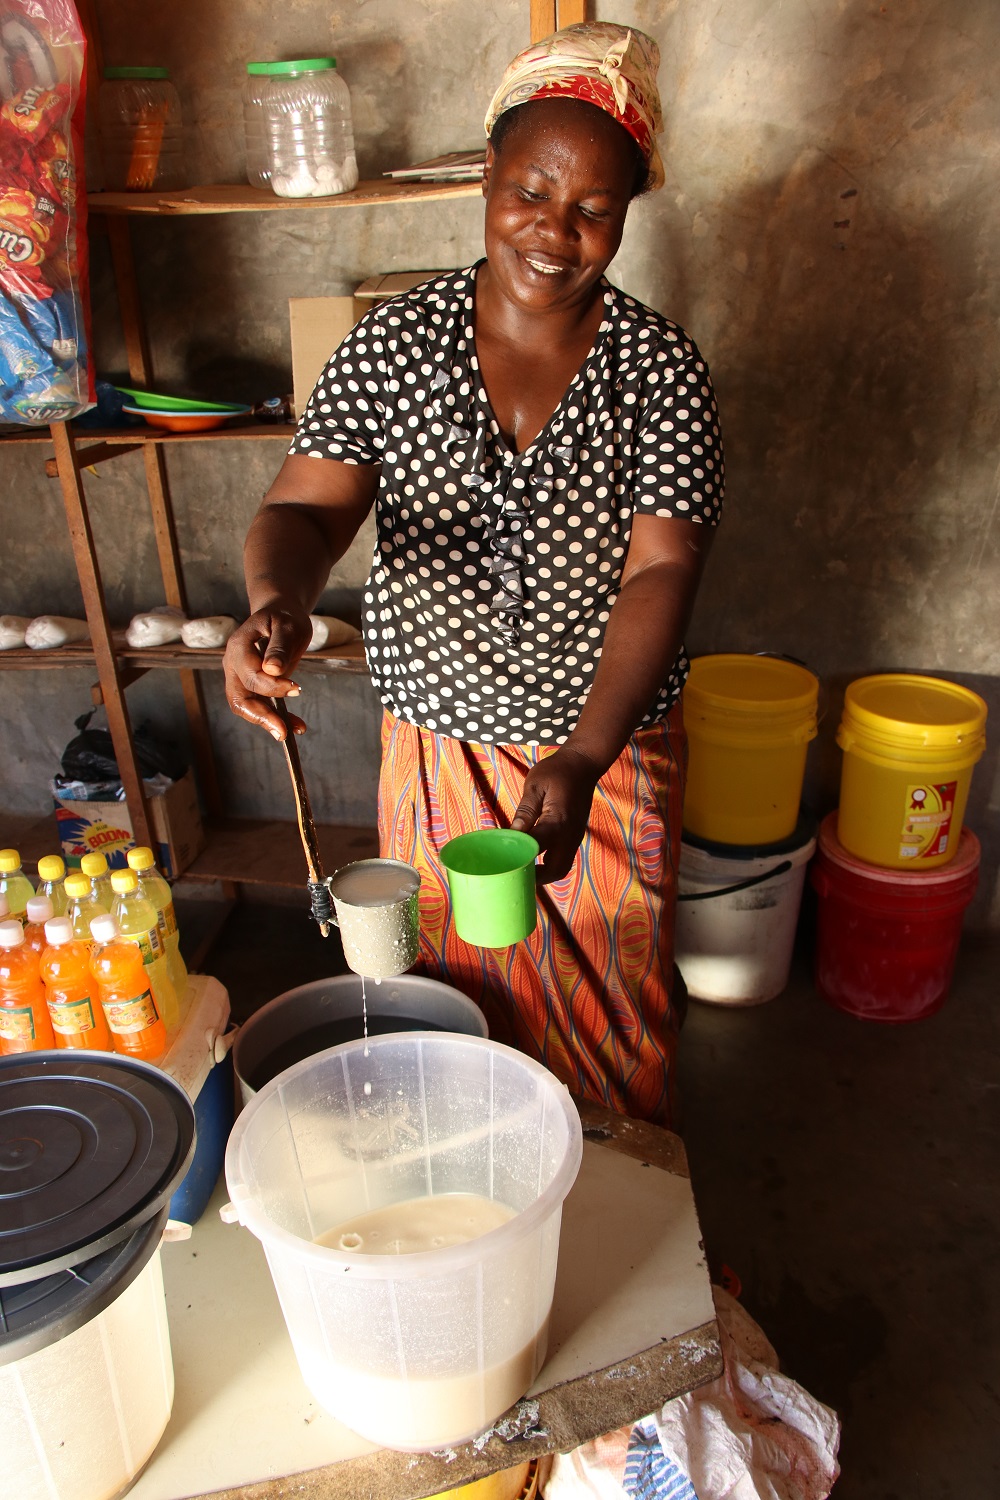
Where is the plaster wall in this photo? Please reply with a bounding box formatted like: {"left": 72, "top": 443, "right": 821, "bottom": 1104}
{"left": 4, "top": 0, "right": 1000, "bottom": 920}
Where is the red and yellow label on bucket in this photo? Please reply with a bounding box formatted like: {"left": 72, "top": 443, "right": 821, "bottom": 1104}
{"left": 901, "top": 781, "right": 957, "bottom": 860}
{"left": 837, "top": 674, "right": 986, "bottom": 870}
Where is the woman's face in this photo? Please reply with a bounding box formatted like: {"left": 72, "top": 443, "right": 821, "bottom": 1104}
{"left": 482, "top": 98, "right": 636, "bottom": 316}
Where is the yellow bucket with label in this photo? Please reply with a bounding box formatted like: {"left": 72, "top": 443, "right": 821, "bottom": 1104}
{"left": 683, "top": 655, "right": 819, "bottom": 846}
{"left": 836, "top": 674, "right": 987, "bottom": 869}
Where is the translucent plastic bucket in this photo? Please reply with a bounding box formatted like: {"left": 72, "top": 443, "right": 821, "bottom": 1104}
{"left": 683, "top": 655, "right": 819, "bottom": 845}
{"left": 676, "top": 821, "right": 816, "bottom": 1005}
{"left": 224, "top": 1033, "right": 582, "bottom": 1451}
{"left": 836, "top": 673, "right": 987, "bottom": 869}
{"left": 811, "top": 813, "right": 980, "bottom": 1021}
{"left": 1, "top": 1213, "right": 174, "bottom": 1500}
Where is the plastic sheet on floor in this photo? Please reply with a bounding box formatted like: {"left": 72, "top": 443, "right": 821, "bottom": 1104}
{"left": 538, "top": 1288, "right": 840, "bottom": 1500}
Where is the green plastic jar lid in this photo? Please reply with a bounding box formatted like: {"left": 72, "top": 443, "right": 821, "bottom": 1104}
{"left": 264, "top": 58, "right": 336, "bottom": 74}
{"left": 104, "top": 66, "right": 170, "bottom": 79}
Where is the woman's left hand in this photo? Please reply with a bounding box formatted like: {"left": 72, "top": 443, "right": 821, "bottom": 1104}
{"left": 511, "top": 745, "right": 603, "bottom": 884}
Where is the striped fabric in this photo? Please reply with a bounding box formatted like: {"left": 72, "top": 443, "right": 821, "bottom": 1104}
{"left": 378, "top": 702, "right": 685, "bottom": 1125}
{"left": 623, "top": 1416, "right": 699, "bottom": 1500}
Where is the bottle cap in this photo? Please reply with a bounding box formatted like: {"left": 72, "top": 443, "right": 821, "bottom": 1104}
{"left": 89, "top": 914, "right": 120, "bottom": 945}
{"left": 0, "top": 850, "right": 21, "bottom": 874}
{"left": 0, "top": 921, "right": 25, "bottom": 950}
{"left": 37, "top": 855, "right": 66, "bottom": 881}
{"left": 127, "top": 847, "right": 155, "bottom": 871}
{"left": 81, "top": 853, "right": 109, "bottom": 878}
{"left": 44, "top": 917, "right": 74, "bottom": 946}
{"left": 110, "top": 869, "right": 138, "bottom": 895}
{"left": 26, "top": 897, "right": 53, "bottom": 925}
{"left": 64, "top": 873, "right": 91, "bottom": 898}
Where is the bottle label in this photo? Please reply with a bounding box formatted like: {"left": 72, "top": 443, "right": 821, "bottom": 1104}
{"left": 102, "top": 988, "right": 160, "bottom": 1035}
{"left": 0, "top": 1005, "right": 36, "bottom": 1042}
{"left": 162, "top": 901, "right": 178, "bottom": 940}
{"left": 49, "top": 996, "right": 98, "bottom": 1035}
{"left": 122, "top": 927, "right": 164, "bottom": 963}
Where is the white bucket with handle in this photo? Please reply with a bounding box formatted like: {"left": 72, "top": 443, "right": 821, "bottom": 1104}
{"left": 675, "top": 820, "right": 817, "bottom": 1006}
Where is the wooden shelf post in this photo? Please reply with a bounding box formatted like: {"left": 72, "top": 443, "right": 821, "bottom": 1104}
{"left": 50, "top": 421, "right": 155, "bottom": 848}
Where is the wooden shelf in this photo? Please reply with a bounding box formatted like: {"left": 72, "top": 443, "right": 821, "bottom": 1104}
{"left": 0, "top": 811, "right": 379, "bottom": 888}
{"left": 89, "top": 178, "right": 482, "bottom": 217}
{"left": 0, "top": 637, "right": 367, "bottom": 676}
{"left": 183, "top": 816, "right": 379, "bottom": 885}
{"left": 0, "top": 421, "right": 295, "bottom": 449}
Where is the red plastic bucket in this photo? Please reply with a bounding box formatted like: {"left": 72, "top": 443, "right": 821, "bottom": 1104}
{"left": 810, "top": 812, "right": 980, "bottom": 1022}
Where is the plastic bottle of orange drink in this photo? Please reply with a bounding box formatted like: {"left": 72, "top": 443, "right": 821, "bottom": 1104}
{"left": 0, "top": 919, "right": 55, "bottom": 1053}
{"left": 110, "top": 868, "right": 179, "bottom": 1035}
{"left": 127, "top": 846, "right": 188, "bottom": 1015}
{"left": 40, "top": 916, "right": 112, "bottom": 1051}
{"left": 81, "top": 850, "right": 115, "bottom": 909}
{"left": 23, "top": 896, "right": 55, "bottom": 953}
{"left": 35, "top": 854, "right": 68, "bottom": 917}
{"left": 89, "top": 913, "right": 167, "bottom": 1060}
{"left": 0, "top": 849, "right": 35, "bottom": 922}
{"left": 64, "top": 871, "right": 109, "bottom": 943}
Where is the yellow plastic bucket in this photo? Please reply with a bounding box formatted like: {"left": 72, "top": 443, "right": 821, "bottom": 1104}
{"left": 432, "top": 1461, "right": 535, "bottom": 1500}
{"left": 836, "top": 673, "right": 987, "bottom": 869}
{"left": 683, "top": 655, "right": 819, "bottom": 846}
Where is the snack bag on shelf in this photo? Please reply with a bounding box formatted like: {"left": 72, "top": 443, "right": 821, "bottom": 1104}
{"left": 0, "top": 1, "right": 93, "bottom": 425}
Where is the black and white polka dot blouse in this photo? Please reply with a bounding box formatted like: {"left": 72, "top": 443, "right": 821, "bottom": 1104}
{"left": 290, "top": 265, "right": 723, "bottom": 745}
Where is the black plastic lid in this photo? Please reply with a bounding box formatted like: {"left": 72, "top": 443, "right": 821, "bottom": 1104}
{"left": 681, "top": 809, "right": 819, "bottom": 863}
{"left": 0, "top": 1205, "right": 167, "bottom": 1364}
{"left": 0, "top": 1052, "right": 195, "bottom": 1287}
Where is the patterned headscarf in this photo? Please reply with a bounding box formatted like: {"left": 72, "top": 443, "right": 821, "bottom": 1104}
{"left": 484, "top": 22, "right": 665, "bottom": 191}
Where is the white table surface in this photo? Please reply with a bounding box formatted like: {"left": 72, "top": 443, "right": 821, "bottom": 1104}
{"left": 130, "top": 1127, "right": 717, "bottom": 1500}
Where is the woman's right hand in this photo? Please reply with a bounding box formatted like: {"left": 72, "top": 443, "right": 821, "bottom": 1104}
{"left": 223, "top": 605, "right": 314, "bottom": 741}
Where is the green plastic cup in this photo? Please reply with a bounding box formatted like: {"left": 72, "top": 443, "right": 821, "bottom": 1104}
{"left": 440, "top": 829, "right": 539, "bottom": 948}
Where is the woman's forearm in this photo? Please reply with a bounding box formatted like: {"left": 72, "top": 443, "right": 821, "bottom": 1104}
{"left": 564, "top": 558, "right": 697, "bottom": 772}
{"left": 243, "top": 501, "right": 339, "bottom": 617}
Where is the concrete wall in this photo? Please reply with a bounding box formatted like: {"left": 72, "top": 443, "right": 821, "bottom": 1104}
{"left": 4, "top": 0, "right": 1000, "bottom": 921}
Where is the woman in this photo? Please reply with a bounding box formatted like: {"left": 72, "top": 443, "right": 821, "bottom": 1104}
{"left": 224, "top": 23, "right": 723, "bottom": 1127}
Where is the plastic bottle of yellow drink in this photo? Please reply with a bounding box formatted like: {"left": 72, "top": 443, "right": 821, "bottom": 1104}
{"left": 40, "top": 916, "right": 112, "bottom": 1052}
{"left": 64, "top": 871, "right": 109, "bottom": 944}
{"left": 89, "top": 913, "right": 167, "bottom": 1061}
{"left": 0, "top": 919, "right": 55, "bottom": 1053}
{"left": 0, "top": 849, "right": 35, "bottom": 922}
{"left": 127, "top": 846, "right": 188, "bottom": 1017}
{"left": 110, "top": 868, "right": 179, "bottom": 1035}
{"left": 36, "top": 855, "right": 68, "bottom": 917}
{"left": 23, "top": 896, "right": 55, "bottom": 954}
{"left": 80, "top": 850, "right": 115, "bottom": 909}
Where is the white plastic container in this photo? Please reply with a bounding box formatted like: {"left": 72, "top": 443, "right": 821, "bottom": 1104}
{"left": 224, "top": 1033, "right": 582, "bottom": 1451}
{"left": 243, "top": 61, "right": 272, "bottom": 188}
{"left": 98, "top": 67, "right": 185, "bottom": 191}
{"left": 261, "top": 58, "right": 358, "bottom": 198}
{"left": 1, "top": 1216, "right": 174, "bottom": 1500}
{"left": 675, "top": 824, "right": 817, "bottom": 1005}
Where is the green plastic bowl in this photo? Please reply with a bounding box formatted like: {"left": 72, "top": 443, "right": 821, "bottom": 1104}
{"left": 115, "top": 387, "right": 248, "bottom": 413}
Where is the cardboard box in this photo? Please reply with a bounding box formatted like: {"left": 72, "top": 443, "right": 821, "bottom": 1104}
{"left": 53, "top": 768, "right": 205, "bottom": 879}
{"left": 352, "top": 270, "right": 442, "bottom": 310}
{"left": 289, "top": 295, "right": 356, "bottom": 417}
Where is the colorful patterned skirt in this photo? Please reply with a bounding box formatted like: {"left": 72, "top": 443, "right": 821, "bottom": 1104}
{"left": 378, "top": 703, "right": 686, "bottom": 1126}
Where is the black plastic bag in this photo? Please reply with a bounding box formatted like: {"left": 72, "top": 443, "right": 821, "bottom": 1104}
{"left": 60, "top": 710, "right": 188, "bottom": 786}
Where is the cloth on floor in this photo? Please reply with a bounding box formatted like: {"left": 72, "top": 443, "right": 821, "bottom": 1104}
{"left": 538, "top": 1288, "right": 840, "bottom": 1500}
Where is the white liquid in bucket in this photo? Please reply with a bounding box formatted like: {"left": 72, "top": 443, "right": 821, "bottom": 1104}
{"left": 312, "top": 1193, "right": 532, "bottom": 1447}
{"left": 318, "top": 1192, "right": 515, "bottom": 1254}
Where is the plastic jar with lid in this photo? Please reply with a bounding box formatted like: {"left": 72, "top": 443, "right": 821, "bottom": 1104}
{"left": 261, "top": 59, "right": 358, "bottom": 199}
{"left": 243, "top": 61, "right": 272, "bottom": 189}
{"left": 99, "top": 66, "right": 185, "bottom": 191}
